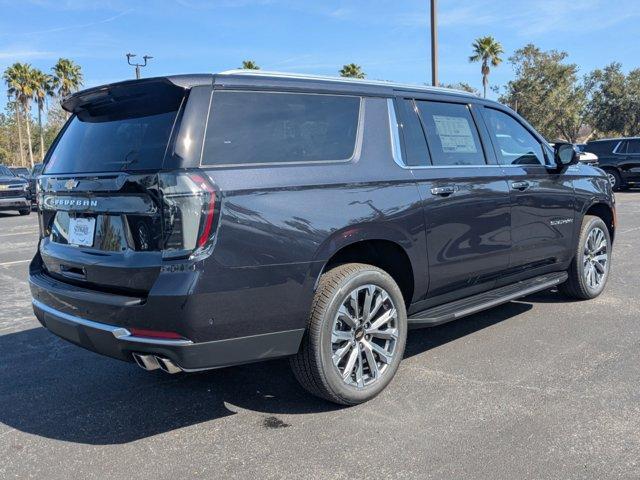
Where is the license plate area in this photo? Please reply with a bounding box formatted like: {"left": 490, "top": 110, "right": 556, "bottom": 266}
{"left": 50, "top": 211, "right": 132, "bottom": 252}
{"left": 68, "top": 217, "right": 96, "bottom": 247}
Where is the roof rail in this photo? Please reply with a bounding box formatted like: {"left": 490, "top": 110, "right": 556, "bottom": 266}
{"left": 217, "top": 69, "right": 474, "bottom": 96}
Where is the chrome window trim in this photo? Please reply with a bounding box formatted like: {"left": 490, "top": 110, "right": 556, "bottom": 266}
{"left": 612, "top": 141, "right": 625, "bottom": 155}
{"left": 201, "top": 90, "right": 364, "bottom": 168}
{"left": 33, "top": 299, "right": 193, "bottom": 346}
{"left": 387, "top": 98, "right": 405, "bottom": 168}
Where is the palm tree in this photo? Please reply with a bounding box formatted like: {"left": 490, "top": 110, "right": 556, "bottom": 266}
{"left": 240, "top": 60, "right": 260, "bottom": 70}
{"left": 31, "top": 69, "right": 54, "bottom": 160}
{"left": 469, "top": 36, "right": 503, "bottom": 98}
{"left": 51, "top": 58, "right": 83, "bottom": 118}
{"left": 4, "top": 63, "right": 36, "bottom": 167}
{"left": 339, "top": 63, "right": 365, "bottom": 79}
{"left": 3, "top": 64, "right": 25, "bottom": 166}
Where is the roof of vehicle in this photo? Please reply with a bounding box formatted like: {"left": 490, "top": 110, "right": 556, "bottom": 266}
{"left": 214, "top": 70, "right": 477, "bottom": 98}
{"left": 588, "top": 137, "right": 639, "bottom": 143}
{"left": 63, "top": 70, "right": 482, "bottom": 112}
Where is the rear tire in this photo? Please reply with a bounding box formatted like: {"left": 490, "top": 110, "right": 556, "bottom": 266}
{"left": 605, "top": 169, "right": 625, "bottom": 192}
{"left": 560, "top": 215, "right": 611, "bottom": 300}
{"left": 290, "top": 263, "right": 407, "bottom": 405}
{"left": 18, "top": 209, "right": 30, "bottom": 216}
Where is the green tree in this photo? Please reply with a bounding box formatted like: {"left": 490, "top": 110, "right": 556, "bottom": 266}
{"left": 3, "top": 62, "right": 36, "bottom": 167}
{"left": 240, "top": 60, "right": 260, "bottom": 70}
{"left": 469, "top": 36, "right": 503, "bottom": 98}
{"left": 339, "top": 63, "right": 365, "bottom": 79}
{"left": 441, "top": 82, "right": 481, "bottom": 96}
{"left": 3, "top": 64, "right": 26, "bottom": 166}
{"left": 51, "top": 58, "right": 83, "bottom": 119}
{"left": 585, "top": 63, "right": 640, "bottom": 137}
{"left": 499, "top": 44, "right": 586, "bottom": 142}
{"left": 31, "top": 69, "right": 54, "bottom": 160}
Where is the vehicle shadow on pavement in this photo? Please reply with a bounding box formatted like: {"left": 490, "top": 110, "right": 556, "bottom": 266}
{"left": 0, "top": 294, "right": 547, "bottom": 446}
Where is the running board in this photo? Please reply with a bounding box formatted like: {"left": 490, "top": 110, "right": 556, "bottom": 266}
{"left": 408, "top": 272, "right": 568, "bottom": 328}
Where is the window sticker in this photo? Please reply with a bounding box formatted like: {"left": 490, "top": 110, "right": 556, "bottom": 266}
{"left": 433, "top": 115, "right": 478, "bottom": 153}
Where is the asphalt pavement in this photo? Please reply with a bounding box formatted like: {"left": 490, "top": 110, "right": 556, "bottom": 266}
{"left": 1, "top": 194, "right": 639, "bottom": 479}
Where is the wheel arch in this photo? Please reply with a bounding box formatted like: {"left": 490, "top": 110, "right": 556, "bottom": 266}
{"left": 316, "top": 237, "right": 417, "bottom": 308}
{"left": 584, "top": 201, "right": 616, "bottom": 243}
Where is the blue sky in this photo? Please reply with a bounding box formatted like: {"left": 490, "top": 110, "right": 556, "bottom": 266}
{"left": 1, "top": 0, "right": 639, "bottom": 103}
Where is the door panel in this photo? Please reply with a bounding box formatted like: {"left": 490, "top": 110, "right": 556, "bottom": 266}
{"left": 479, "top": 106, "right": 575, "bottom": 272}
{"left": 415, "top": 167, "right": 512, "bottom": 298}
{"left": 504, "top": 165, "right": 575, "bottom": 269}
{"left": 398, "top": 99, "right": 512, "bottom": 301}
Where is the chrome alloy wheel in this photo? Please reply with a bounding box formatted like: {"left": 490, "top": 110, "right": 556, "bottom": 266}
{"left": 583, "top": 227, "right": 609, "bottom": 289}
{"left": 331, "top": 285, "right": 399, "bottom": 389}
{"left": 607, "top": 172, "right": 617, "bottom": 189}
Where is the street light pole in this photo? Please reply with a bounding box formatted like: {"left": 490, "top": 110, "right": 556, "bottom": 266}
{"left": 430, "top": 0, "right": 438, "bottom": 87}
{"left": 126, "top": 53, "right": 153, "bottom": 79}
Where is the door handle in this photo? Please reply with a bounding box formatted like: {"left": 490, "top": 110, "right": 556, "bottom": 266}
{"left": 511, "top": 181, "right": 530, "bottom": 191}
{"left": 430, "top": 185, "right": 458, "bottom": 196}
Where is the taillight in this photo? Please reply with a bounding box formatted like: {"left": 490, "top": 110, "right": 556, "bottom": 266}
{"left": 159, "top": 171, "right": 218, "bottom": 259}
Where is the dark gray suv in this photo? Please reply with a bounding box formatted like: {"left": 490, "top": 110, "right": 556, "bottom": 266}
{"left": 30, "top": 71, "right": 615, "bottom": 404}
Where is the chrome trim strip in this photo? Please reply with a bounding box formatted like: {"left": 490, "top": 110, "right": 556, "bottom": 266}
{"left": 217, "top": 69, "right": 475, "bottom": 97}
{"left": 33, "top": 299, "right": 193, "bottom": 346}
{"left": 387, "top": 98, "right": 405, "bottom": 168}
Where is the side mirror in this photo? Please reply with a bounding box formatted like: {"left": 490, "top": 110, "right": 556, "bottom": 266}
{"left": 554, "top": 143, "right": 579, "bottom": 170}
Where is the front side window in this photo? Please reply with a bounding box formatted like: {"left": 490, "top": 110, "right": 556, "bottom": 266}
{"left": 415, "top": 101, "right": 486, "bottom": 166}
{"left": 202, "top": 91, "right": 360, "bottom": 166}
{"left": 0, "top": 166, "right": 14, "bottom": 176}
{"left": 483, "top": 108, "right": 545, "bottom": 166}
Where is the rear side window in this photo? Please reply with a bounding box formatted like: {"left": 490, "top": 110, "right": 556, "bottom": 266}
{"left": 202, "top": 91, "right": 360, "bottom": 166}
{"left": 626, "top": 139, "right": 640, "bottom": 155}
{"left": 396, "top": 99, "right": 430, "bottom": 167}
{"left": 0, "top": 166, "right": 13, "bottom": 176}
{"left": 415, "top": 101, "right": 485, "bottom": 166}
{"left": 483, "top": 108, "right": 545, "bottom": 166}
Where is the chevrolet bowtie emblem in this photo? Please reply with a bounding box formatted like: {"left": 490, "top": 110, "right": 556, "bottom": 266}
{"left": 64, "top": 179, "right": 79, "bottom": 190}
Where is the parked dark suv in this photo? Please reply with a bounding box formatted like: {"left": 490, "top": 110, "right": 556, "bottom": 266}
{"left": 30, "top": 71, "right": 615, "bottom": 404}
{"left": 583, "top": 137, "right": 640, "bottom": 191}
{"left": 0, "top": 165, "right": 31, "bottom": 215}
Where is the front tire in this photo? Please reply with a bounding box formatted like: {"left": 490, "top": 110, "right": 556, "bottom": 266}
{"left": 290, "top": 263, "right": 407, "bottom": 405}
{"left": 560, "top": 215, "right": 611, "bottom": 299}
{"left": 18, "top": 208, "right": 30, "bottom": 216}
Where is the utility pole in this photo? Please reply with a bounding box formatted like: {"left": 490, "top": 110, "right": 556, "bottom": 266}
{"left": 430, "top": 0, "right": 438, "bottom": 87}
{"left": 126, "top": 53, "right": 153, "bottom": 79}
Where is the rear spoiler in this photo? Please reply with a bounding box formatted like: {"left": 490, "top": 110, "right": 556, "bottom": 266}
{"left": 61, "top": 74, "right": 213, "bottom": 114}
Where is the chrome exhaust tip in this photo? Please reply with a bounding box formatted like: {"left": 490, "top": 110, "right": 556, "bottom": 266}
{"left": 132, "top": 353, "right": 160, "bottom": 371}
{"left": 155, "top": 356, "right": 182, "bottom": 374}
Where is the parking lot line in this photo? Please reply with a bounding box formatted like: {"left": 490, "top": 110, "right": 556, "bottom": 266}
{"left": 0, "top": 259, "right": 31, "bottom": 267}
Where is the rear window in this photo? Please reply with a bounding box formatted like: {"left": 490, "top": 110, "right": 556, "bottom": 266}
{"left": 44, "top": 81, "right": 184, "bottom": 175}
{"left": 45, "top": 111, "right": 178, "bottom": 174}
{"left": 202, "top": 91, "right": 360, "bottom": 166}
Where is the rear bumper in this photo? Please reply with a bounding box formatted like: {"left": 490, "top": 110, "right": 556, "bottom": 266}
{"left": 0, "top": 197, "right": 30, "bottom": 210}
{"left": 32, "top": 298, "right": 304, "bottom": 371}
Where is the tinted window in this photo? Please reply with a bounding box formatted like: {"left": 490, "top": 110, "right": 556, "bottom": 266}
{"left": 0, "top": 166, "right": 14, "bottom": 176}
{"left": 626, "top": 139, "right": 640, "bottom": 154}
{"left": 585, "top": 141, "right": 617, "bottom": 155}
{"left": 203, "top": 91, "right": 360, "bottom": 166}
{"left": 45, "top": 109, "right": 178, "bottom": 174}
{"left": 395, "top": 99, "right": 430, "bottom": 167}
{"left": 415, "top": 101, "right": 485, "bottom": 166}
{"left": 483, "top": 108, "right": 545, "bottom": 165}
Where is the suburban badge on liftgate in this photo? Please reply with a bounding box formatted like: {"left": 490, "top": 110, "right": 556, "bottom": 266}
{"left": 43, "top": 196, "right": 98, "bottom": 210}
